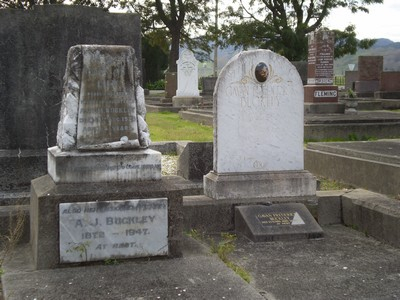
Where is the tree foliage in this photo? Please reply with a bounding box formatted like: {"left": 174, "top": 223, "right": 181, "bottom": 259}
{"left": 221, "top": 0, "right": 383, "bottom": 61}
{"left": 0, "top": 0, "right": 62, "bottom": 9}
{"left": 122, "top": 0, "right": 213, "bottom": 72}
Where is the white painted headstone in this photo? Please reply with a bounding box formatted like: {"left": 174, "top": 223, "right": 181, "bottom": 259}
{"left": 59, "top": 198, "right": 168, "bottom": 263}
{"left": 176, "top": 49, "right": 200, "bottom": 97}
{"left": 213, "top": 50, "right": 304, "bottom": 173}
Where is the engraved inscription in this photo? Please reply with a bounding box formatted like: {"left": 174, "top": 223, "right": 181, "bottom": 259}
{"left": 59, "top": 199, "right": 168, "bottom": 263}
{"left": 76, "top": 47, "right": 139, "bottom": 149}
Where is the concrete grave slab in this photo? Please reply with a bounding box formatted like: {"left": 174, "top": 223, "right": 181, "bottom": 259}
{"left": 235, "top": 203, "right": 323, "bottom": 242}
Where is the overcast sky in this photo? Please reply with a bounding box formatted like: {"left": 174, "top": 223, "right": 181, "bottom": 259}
{"left": 324, "top": 0, "right": 400, "bottom": 42}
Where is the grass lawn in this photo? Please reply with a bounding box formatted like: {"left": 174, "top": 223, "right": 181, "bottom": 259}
{"left": 146, "top": 111, "right": 213, "bottom": 142}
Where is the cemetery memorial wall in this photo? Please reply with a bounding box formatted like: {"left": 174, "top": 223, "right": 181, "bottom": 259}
{"left": 0, "top": 5, "right": 141, "bottom": 150}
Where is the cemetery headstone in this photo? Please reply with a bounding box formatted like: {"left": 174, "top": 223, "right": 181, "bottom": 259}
{"left": 48, "top": 45, "right": 160, "bottom": 183}
{"left": 203, "top": 50, "right": 316, "bottom": 200}
{"left": 375, "top": 71, "right": 400, "bottom": 99}
{"left": 355, "top": 56, "right": 383, "bottom": 97}
{"left": 345, "top": 70, "right": 358, "bottom": 91}
{"left": 31, "top": 45, "right": 182, "bottom": 270}
{"left": 172, "top": 49, "right": 202, "bottom": 107}
{"left": 235, "top": 203, "right": 323, "bottom": 242}
{"left": 201, "top": 77, "right": 218, "bottom": 96}
{"left": 304, "top": 30, "right": 338, "bottom": 103}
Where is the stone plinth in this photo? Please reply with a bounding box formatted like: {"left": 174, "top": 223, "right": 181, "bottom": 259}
{"left": 355, "top": 81, "right": 380, "bottom": 98}
{"left": 30, "top": 175, "right": 183, "bottom": 270}
{"left": 204, "top": 171, "right": 316, "bottom": 200}
{"left": 172, "top": 96, "right": 203, "bottom": 107}
{"left": 48, "top": 146, "right": 161, "bottom": 183}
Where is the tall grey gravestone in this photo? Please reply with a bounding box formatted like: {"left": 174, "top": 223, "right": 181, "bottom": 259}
{"left": 172, "top": 49, "right": 202, "bottom": 107}
{"left": 204, "top": 50, "right": 316, "bottom": 200}
{"left": 48, "top": 45, "right": 160, "bottom": 183}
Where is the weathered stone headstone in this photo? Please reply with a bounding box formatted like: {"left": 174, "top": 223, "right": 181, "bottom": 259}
{"left": 59, "top": 198, "right": 168, "bottom": 263}
{"left": 48, "top": 45, "right": 160, "bottom": 183}
{"left": 204, "top": 50, "right": 316, "bottom": 200}
{"left": 172, "top": 49, "right": 202, "bottom": 107}
{"left": 235, "top": 203, "right": 323, "bottom": 242}
{"left": 304, "top": 30, "right": 338, "bottom": 103}
{"left": 355, "top": 56, "right": 383, "bottom": 97}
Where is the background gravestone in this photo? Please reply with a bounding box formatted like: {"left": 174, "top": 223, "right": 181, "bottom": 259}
{"left": 355, "top": 56, "right": 383, "bottom": 97}
{"left": 304, "top": 30, "right": 338, "bottom": 103}
{"left": 172, "top": 49, "right": 202, "bottom": 107}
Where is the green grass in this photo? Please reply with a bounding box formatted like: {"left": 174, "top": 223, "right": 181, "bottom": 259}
{"left": 317, "top": 177, "right": 354, "bottom": 191}
{"left": 147, "top": 112, "right": 213, "bottom": 142}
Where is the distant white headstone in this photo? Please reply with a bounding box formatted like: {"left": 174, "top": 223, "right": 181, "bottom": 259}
{"left": 176, "top": 49, "right": 200, "bottom": 97}
{"left": 214, "top": 50, "right": 304, "bottom": 173}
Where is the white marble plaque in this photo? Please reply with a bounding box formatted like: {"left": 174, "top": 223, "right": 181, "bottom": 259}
{"left": 176, "top": 49, "right": 200, "bottom": 97}
{"left": 59, "top": 198, "right": 168, "bottom": 263}
{"left": 213, "top": 50, "right": 304, "bottom": 173}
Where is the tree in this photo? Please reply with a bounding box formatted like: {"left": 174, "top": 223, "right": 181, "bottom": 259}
{"left": 333, "top": 25, "right": 376, "bottom": 59}
{"left": 0, "top": 0, "right": 63, "bottom": 9}
{"left": 221, "top": 0, "right": 383, "bottom": 61}
{"left": 122, "top": 0, "right": 212, "bottom": 73}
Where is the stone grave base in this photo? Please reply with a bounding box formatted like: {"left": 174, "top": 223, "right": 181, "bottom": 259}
{"left": 235, "top": 203, "right": 323, "bottom": 242}
{"left": 374, "top": 91, "right": 400, "bottom": 99}
{"left": 172, "top": 96, "right": 203, "bottom": 107}
{"left": 304, "top": 85, "right": 338, "bottom": 103}
{"left": 48, "top": 146, "right": 161, "bottom": 183}
{"left": 30, "top": 174, "right": 183, "bottom": 270}
{"left": 355, "top": 80, "right": 380, "bottom": 97}
{"left": 203, "top": 170, "right": 316, "bottom": 200}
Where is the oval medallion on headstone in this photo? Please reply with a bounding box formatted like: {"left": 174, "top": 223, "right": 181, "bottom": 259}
{"left": 255, "top": 62, "right": 269, "bottom": 82}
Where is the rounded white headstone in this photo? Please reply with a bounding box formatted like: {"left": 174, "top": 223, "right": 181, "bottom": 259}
{"left": 214, "top": 50, "right": 304, "bottom": 173}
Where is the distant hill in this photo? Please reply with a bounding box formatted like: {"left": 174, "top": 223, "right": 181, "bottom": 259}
{"left": 334, "top": 38, "right": 400, "bottom": 75}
